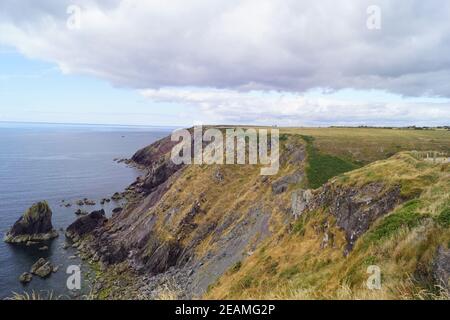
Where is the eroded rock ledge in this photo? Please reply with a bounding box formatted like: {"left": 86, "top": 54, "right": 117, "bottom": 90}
{"left": 292, "top": 182, "right": 403, "bottom": 254}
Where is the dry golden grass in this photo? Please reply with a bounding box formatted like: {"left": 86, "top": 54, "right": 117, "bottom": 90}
{"left": 6, "top": 290, "right": 60, "bottom": 300}
{"left": 205, "top": 151, "right": 450, "bottom": 300}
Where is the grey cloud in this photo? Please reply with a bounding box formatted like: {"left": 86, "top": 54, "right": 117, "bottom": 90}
{"left": 1, "top": 0, "right": 450, "bottom": 97}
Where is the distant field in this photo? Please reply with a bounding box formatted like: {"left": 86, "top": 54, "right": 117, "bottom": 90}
{"left": 280, "top": 127, "right": 450, "bottom": 164}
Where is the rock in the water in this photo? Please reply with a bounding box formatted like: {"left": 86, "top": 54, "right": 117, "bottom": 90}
{"left": 66, "top": 209, "right": 108, "bottom": 242}
{"left": 4, "top": 201, "right": 58, "bottom": 244}
{"left": 30, "top": 258, "right": 53, "bottom": 278}
{"left": 75, "top": 209, "right": 88, "bottom": 216}
{"left": 38, "top": 246, "right": 48, "bottom": 251}
{"left": 100, "top": 198, "right": 111, "bottom": 205}
{"left": 84, "top": 199, "right": 96, "bottom": 206}
{"left": 111, "top": 192, "right": 122, "bottom": 201}
{"left": 19, "top": 272, "right": 32, "bottom": 284}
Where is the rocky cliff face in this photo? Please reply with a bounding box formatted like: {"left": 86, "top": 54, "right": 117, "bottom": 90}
{"left": 66, "top": 209, "right": 108, "bottom": 243}
{"left": 292, "top": 182, "right": 404, "bottom": 254}
{"left": 206, "top": 152, "right": 450, "bottom": 299}
{"left": 71, "top": 132, "right": 449, "bottom": 300}
{"left": 317, "top": 183, "right": 402, "bottom": 254}
{"left": 433, "top": 246, "right": 450, "bottom": 294}
{"left": 4, "top": 201, "right": 58, "bottom": 244}
{"left": 72, "top": 132, "right": 307, "bottom": 298}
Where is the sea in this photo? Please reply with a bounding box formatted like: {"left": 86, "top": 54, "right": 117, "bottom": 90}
{"left": 0, "top": 122, "right": 171, "bottom": 299}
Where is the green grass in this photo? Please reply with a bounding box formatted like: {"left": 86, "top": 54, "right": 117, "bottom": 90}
{"left": 230, "top": 261, "right": 242, "bottom": 273}
{"left": 24, "top": 201, "right": 51, "bottom": 220}
{"left": 282, "top": 127, "right": 450, "bottom": 164}
{"left": 279, "top": 265, "right": 300, "bottom": 280}
{"left": 436, "top": 206, "right": 450, "bottom": 228}
{"left": 300, "top": 135, "right": 359, "bottom": 189}
{"left": 235, "top": 275, "right": 254, "bottom": 290}
{"left": 279, "top": 134, "right": 289, "bottom": 142}
{"left": 363, "top": 200, "right": 425, "bottom": 244}
{"left": 292, "top": 219, "right": 306, "bottom": 235}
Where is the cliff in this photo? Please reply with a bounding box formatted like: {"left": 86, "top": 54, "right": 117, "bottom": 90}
{"left": 69, "top": 128, "right": 450, "bottom": 299}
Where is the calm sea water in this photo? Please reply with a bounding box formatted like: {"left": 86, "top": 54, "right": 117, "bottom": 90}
{"left": 0, "top": 122, "right": 171, "bottom": 299}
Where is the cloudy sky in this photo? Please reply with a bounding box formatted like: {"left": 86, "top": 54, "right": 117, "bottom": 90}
{"left": 1, "top": 0, "right": 450, "bottom": 126}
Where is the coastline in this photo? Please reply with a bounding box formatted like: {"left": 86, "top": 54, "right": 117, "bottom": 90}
{"left": 0, "top": 125, "right": 170, "bottom": 299}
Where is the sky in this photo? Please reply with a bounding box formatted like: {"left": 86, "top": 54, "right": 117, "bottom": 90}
{"left": 1, "top": 0, "right": 450, "bottom": 127}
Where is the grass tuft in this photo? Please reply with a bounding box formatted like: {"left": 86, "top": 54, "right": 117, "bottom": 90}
{"left": 436, "top": 206, "right": 450, "bottom": 228}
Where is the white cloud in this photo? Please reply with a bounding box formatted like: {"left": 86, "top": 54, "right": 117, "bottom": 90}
{"left": 1, "top": 0, "right": 450, "bottom": 96}
{"left": 1, "top": 0, "right": 450, "bottom": 125}
{"left": 141, "top": 88, "right": 450, "bottom": 126}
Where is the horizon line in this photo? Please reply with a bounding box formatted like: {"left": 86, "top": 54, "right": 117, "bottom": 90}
{"left": 0, "top": 120, "right": 448, "bottom": 130}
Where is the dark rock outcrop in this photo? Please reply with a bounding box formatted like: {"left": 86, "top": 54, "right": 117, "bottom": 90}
{"left": 112, "top": 207, "right": 123, "bottom": 214}
{"left": 131, "top": 135, "right": 180, "bottom": 167}
{"left": 4, "top": 201, "right": 58, "bottom": 244}
{"left": 272, "top": 172, "right": 303, "bottom": 194}
{"left": 131, "top": 134, "right": 185, "bottom": 194}
{"left": 309, "top": 182, "right": 403, "bottom": 254}
{"left": 142, "top": 161, "right": 182, "bottom": 193}
{"left": 66, "top": 209, "right": 108, "bottom": 243}
{"left": 111, "top": 192, "right": 123, "bottom": 201}
{"left": 433, "top": 246, "right": 450, "bottom": 293}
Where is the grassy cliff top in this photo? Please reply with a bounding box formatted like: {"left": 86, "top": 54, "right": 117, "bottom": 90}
{"left": 280, "top": 127, "right": 450, "bottom": 164}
